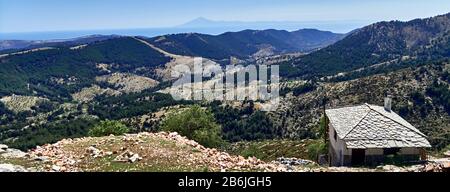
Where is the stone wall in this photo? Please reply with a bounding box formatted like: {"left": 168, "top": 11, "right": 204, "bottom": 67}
{"left": 328, "top": 122, "right": 351, "bottom": 166}
{"left": 365, "top": 154, "right": 420, "bottom": 166}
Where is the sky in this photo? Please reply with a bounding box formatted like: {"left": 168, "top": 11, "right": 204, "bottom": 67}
{"left": 0, "top": 0, "right": 449, "bottom": 33}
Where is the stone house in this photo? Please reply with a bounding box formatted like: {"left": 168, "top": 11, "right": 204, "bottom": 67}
{"left": 325, "top": 97, "right": 431, "bottom": 166}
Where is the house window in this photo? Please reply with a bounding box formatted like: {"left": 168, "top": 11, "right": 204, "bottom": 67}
{"left": 383, "top": 148, "right": 401, "bottom": 155}
{"left": 334, "top": 130, "right": 337, "bottom": 141}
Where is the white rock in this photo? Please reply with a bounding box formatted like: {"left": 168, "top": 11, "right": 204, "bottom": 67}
{"left": 382, "top": 165, "right": 403, "bottom": 172}
{"left": 87, "top": 146, "right": 99, "bottom": 153}
{"left": 0, "top": 164, "right": 27, "bottom": 172}
{"left": 52, "top": 165, "right": 61, "bottom": 172}
{"left": 1, "top": 149, "right": 26, "bottom": 158}
{"left": 33, "top": 156, "right": 50, "bottom": 162}
{"left": 0, "top": 144, "right": 8, "bottom": 150}
{"left": 169, "top": 132, "right": 179, "bottom": 138}
{"left": 128, "top": 154, "right": 142, "bottom": 163}
{"left": 87, "top": 146, "right": 102, "bottom": 157}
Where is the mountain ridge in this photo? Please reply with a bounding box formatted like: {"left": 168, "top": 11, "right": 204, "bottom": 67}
{"left": 0, "top": 13, "right": 449, "bottom": 159}
{"left": 176, "top": 17, "right": 369, "bottom": 33}
{"left": 147, "top": 28, "right": 344, "bottom": 60}
{"left": 0, "top": 35, "right": 121, "bottom": 51}
{"left": 279, "top": 12, "right": 450, "bottom": 78}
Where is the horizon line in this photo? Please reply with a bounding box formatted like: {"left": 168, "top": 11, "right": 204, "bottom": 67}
{"left": 0, "top": 18, "right": 379, "bottom": 34}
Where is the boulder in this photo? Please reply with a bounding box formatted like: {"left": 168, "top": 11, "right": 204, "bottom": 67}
{"left": 0, "top": 164, "right": 28, "bottom": 172}
{"left": 0, "top": 144, "right": 7, "bottom": 153}
{"left": 0, "top": 144, "right": 8, "bottom": 150}
{"left": 1, "top": 149, "right": 26, "bottom": 158}
{"left": 87, "top": 146, "right": 102, "bottom": 158}
{"left": 129, "top": 154, "right": 142, "bottom": 163}
{"left": 52, "top": 165, "right": 61, "bottom": 172}
{"left": 424, "top": 163, "right": 436, "bottom": 172}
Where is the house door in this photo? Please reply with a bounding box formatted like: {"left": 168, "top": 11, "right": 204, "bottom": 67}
{"left": 351, "top": 149, "right": 365, "bottom": 166}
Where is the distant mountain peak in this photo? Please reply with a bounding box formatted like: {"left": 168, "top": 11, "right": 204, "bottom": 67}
{"left": 175, "top": 18, "right": 366, "bottom": 33}
{"left": 191, "top": 17, "right": 212, "bottom": 22}
{"left": 178, "top": 17, "right": 217, "bottom": 28}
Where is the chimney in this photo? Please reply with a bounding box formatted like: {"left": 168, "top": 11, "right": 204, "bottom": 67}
{"left": 384, "top": 95, "right": 392, "bottom": 112}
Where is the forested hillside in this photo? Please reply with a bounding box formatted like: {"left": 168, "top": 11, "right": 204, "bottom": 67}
{"left": 0, "top": 37, "right": 170, "bottom": 98}
{"left": 147, "top": 29, "right": 343, "bottom": 60}
{"left": 0, "top": 13, "right": 449, "bottom": 155}
{"left": 280, "top": 13, "right": 450, "bottom": 79}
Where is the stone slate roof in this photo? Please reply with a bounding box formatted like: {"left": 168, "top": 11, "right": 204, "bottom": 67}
{"left": 325, "top": 103, "right": 431, "bottom": 149}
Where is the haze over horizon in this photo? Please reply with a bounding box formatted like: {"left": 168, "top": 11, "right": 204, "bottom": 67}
{"left": 1, "top": 0, "right": 449, "bottom": 40}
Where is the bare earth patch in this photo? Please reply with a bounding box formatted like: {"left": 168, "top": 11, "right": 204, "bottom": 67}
{"left": 71, "top": 85, "right": 121, "bottom": 102}
{"left": 96, "top": 73, "right": 159, "bottom": 93}
{"left": 0, "top": 95, "right": 49, "bottom": 113}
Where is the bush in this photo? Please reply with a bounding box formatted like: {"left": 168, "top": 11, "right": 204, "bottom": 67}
{"left": 2, "top": 118, "right": 98, "bottom": 150}
{"left": 160, "top": 105, "right": 224, "bottom": 148}
{"left": 88, "top": 120, "right": 129, "bottom": 137}
{"left": 317, "top": 115, "right": 327, "bottom": 142}
{"left": 292, "top": 83, "right": 316, "bottom": 96}
{"left": 280, "top": 82, "right": 316, "bottom": 97}
{"left": 426, "top": 81, "right": 450, "bottom": 114}
{"left": 307, "top": 140, "right": 328, "bottom": 161}
{"left": 210, "top": 102, "right": 280, "bottom": 142}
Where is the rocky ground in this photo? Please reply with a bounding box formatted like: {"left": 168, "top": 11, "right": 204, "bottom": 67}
{"left": 1, "top": 132, "right": 449, "bottom": 172}
{"left": 0, "top": 132, "right": 285, "bottom": 172}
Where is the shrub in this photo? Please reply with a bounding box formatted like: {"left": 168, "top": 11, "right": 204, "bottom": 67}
{"left": 307, "top": 140, "right": 328, "bottom": 161}
{"left": 280, "top": 82, "right": 317, "bottom": 97}
{"left": 160, "top": 105, "right": 224, "bottom": 148}
{"left": 88, "top": 120, "right": 129, "bottom": 137}
{"left": 292, "top": 83, "right": 316, "bottom": 96}
{"left": 210, "top": 102, "right": 280, "bottom": 142}
{"left": 317, "top": 115, "right": 327, "bottom": 142}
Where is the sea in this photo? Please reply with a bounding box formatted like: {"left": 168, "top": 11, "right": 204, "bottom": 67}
{"left": 0, "top": 21, "right": 369, "bottom": 40}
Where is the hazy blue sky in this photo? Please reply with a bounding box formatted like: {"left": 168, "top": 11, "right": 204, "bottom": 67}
{"left": 1, "top": 0, "right": 449, "bottom": 33}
